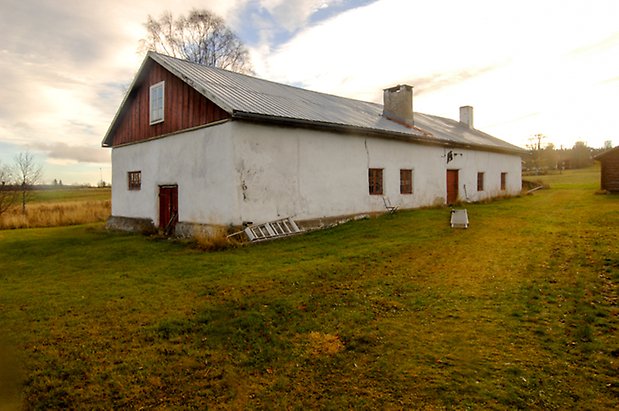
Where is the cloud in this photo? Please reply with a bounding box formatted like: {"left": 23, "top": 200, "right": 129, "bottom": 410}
{"left": 253, "top": 0, "right": 518, "bottom": 100}
{"left": 1, "top": 0, "right": 618, "bottom": 185}
{"left": 601, "top": 76, "right": 619, "bottom": 85}
{"left": 0, "top": 0, "right": 254, "bottom": 184}
{"left": 248, "top": 0, "right": 619, "bottom": 150}
{"left": 258, "top": 0, "right": 339, "bottom": 32}
{"left": 32, "top": 142, "right": 111, "bottom": 164}
{"left": 569, "top": 32, "right": 619, "bottom": 56}
{"left": 404, "top": 64, "right": 507, "bottom": 96}
{"left": 0, "top": 0, "right": 252, "bottom": 145}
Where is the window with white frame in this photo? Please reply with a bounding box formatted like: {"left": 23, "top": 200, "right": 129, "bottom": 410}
{"left": 149, "top": 81, "right": 165, "bottom": 125}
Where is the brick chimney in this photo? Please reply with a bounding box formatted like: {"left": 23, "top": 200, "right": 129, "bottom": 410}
{"left": 383, "top": 84, "right": 413, "bottom": 125}
{"left": 459, "top": 106, "right": 474, "bottom": 128}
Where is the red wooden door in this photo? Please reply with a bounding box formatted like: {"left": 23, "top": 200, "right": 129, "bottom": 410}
{"left": 446, "top": 170, "right": 459, "bottom": 204}
{"left": 159, "top": 185, "right": 178, "bottom": 232}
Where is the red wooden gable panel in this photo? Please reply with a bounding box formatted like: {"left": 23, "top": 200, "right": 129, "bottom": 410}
{"left": 107, "top": 60, "right": 230, "bottom": 147}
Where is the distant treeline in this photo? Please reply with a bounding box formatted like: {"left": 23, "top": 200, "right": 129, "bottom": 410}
{"left": 524, "top": 141, "right": 610, "bottom": 174}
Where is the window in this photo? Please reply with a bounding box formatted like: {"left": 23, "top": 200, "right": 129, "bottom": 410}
{"left": 368, "top": 168, "right": 383, "bottom": 195}
{"left": 400, "top": 169, "right": 413, "bottom": 194}
{"left": 128, "top": 171, "right": 141, "bottom": 190}
{"left": 477, "top": 172, "right": 484, "bottom": 191}
{"left": 500, "top": 172, "right": 507, "bottom": 191}
{"left": 149, "top": 81, "right": 165, "bottom": 125}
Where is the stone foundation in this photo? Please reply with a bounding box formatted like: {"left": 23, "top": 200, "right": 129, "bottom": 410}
{"left": 106, "top": 216, "right": 156, "bottom": 234}
{"left": 296, "top": 212, "right": 375, "bottom": 231}
{"left": 105, "top": 211, "right": 381, "bottom": 239}
{"left": 174, "top": 222, "right": 230, "bottom": 239}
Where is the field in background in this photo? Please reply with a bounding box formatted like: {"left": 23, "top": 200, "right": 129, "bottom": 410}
{"left": 30, "top": 187, "right": 111, "bottom": 203}
{"left": 0, "top": 168, "right": 617, "bottom": 409}
{"left": 0, "top": 187, "right": 110, "bottom": 230}
{"left": 524, "top": 163, "right": 602, "bottom": 190}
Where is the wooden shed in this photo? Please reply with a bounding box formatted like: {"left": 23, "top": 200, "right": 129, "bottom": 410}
{"left": 594, "top": 146, "right": 619, "bottom": 192}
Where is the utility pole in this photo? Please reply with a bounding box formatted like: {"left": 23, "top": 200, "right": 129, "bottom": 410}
{"left": 527, "top": 134, "right": 546, "bottom": 175}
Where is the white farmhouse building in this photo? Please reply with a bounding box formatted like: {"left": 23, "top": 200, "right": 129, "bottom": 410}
{"left": 102, "top": 52, "right": 524, "bottom": 235}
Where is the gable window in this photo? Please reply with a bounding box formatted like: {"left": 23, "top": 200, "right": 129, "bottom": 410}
{"left": 477, "top": 172, "right": 484, "bottom": 191}
{"left": 500, "top": 172, "right": 507, "bottom": 191}
{"left": 149, "top": 81, "right": 165, "bottom": 125}
{"left": 128, "top": 171, "right": 141, "bottom": 191}
{"left": 368, "top": 168, "right": 383, "bottom": 195}
{"left": 400, "top": 169, "right": 413, "bottom": 194}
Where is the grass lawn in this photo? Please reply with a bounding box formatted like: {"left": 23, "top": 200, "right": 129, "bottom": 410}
{"left": 29, "top": 187, "right": 111, "bottom": 204}
{"left": 0, "top": 168, "right": 617, "bottom": 409}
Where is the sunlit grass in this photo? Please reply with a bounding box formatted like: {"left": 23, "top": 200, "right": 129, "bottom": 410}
{"left": 30, "top": 187, "right": 111, "bottom": 203}
{"left": 0, "top": 188, "right": 110, "bottom": 229}
{"left": 526, "top": 164, "right": 600, "bottom": 189}
{"left": 0, "top": 200, "right": 110, "bottom": 229}
{"left": 0, "top": 167, "right": 617, "bottom": 409}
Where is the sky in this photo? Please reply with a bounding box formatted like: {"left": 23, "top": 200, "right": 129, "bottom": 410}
{"left": 0, "top": 0, "right": 618, "bottom": 185}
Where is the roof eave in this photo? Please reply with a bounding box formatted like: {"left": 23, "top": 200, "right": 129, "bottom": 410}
{"left": 101, "top": 53, "right": 156, "bottom": 148}
{"left": 232, "top": 111, "right": 526, "bottom": 155}
{"left": 102, "top": 52, "right": 236, "bottom": 148}
{"left": 593, "top": 146, "right": 619, "bottom": 160}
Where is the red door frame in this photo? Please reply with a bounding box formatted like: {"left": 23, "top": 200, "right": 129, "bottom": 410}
{"left": 446, "top": 170, "right": 459, "bottom": 205}
{"left": 159, "top": 185, "right": 178, "bottom": 233}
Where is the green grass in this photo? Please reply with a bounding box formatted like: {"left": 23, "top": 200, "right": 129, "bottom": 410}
{"left": 1, "top": 167, "right": 617, "bottom": 409}
{"left": 525, "top": 164, "right": 601, "bottom": 190}
{"left": 29, "top": 187, "right": 111, "bottom": 203}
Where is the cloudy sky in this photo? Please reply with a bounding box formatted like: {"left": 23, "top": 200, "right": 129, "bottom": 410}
{"left": 1, "top": 0, "right": 618, "bottom": 185}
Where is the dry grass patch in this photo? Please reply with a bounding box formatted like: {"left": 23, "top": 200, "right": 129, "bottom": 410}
{"left": 305, "top": 332, "right": 345, "bottom": 357}
{"left": 0, "top": 200, "right": 110, "bottom": 229}
{"left": 192, "top": 226, "right": 241, "bottom": 251}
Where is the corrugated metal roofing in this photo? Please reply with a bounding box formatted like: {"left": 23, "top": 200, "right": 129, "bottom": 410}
{"left": 104, "top": 51, "right": 524, "bottom": 154}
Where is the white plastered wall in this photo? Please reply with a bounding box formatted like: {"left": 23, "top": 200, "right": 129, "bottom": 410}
{"left": 230, "top": 122, "right": 522, "bottom": 224}
{"left": 110, "top": 123, "right": 238, "bottom": 227}
{"left": 110, "top": 121, "right": 522, "bottom": 227}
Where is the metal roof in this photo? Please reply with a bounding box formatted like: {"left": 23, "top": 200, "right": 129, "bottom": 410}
{"left": 103, "top": 52, "right": 524, "bottom": 154}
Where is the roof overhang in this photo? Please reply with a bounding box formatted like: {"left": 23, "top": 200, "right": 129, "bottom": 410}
{"left": 594, "top": 146, "right": 619, "bottom": 160}
{"left": 231, "top": 111, "right": 526, "bottom": 156}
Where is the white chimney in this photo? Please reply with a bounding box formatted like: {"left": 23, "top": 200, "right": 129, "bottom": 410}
{"left": 459, "top": 106, "right": 474, "bottom": 128}
{"left": 383, "top": 84, "right": 413, "bottom": 125}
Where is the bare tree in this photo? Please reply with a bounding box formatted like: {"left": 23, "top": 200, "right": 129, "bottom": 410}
{"left": 14, "top": 152, "right": 42, "bottom": 214}
{"left": 0, "top": 161, "right": 17, "bottom": 217}
{"left": 140, "top": 9, "right": 254, "bottom": 74}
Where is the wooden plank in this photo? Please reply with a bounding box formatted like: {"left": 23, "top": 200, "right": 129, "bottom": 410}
{"left": 107, "top": 62, "right": 231, "bottom": 147}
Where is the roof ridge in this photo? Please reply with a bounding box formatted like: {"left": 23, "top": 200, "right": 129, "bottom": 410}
{"left": 104, "top": 52, "right": 525, "bottom": 154}
{"left": 149, "top": 51, "right": 382, "bottom": 108}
